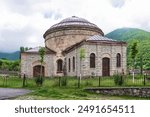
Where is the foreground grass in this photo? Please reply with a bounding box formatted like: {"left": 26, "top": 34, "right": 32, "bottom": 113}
{"left": 15, "top": 87, "right": 150, "bottom": 100}
{"left": 0, "top": 76, "right": 150, "bottom": 100}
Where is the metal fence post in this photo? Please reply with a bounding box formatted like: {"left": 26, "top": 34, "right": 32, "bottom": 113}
{"left": 99, "top": 76, "right": 101, "bottom": 87}
{"left": 78, "top": 77, "right": 80, "bottom": 88}
{"left": 23, "top": 74, "right": 26, "bottom": 87}
{"left": 143, "top": 74, "right": 146, "bottom": 86}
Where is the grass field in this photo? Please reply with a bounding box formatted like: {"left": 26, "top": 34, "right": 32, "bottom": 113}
{"left": 0, "top": 76, "right": 150, "bottom": 100}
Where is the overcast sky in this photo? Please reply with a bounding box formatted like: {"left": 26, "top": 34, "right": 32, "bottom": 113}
{"left": 0, "top": 0, "right": 150, "bottom": 52}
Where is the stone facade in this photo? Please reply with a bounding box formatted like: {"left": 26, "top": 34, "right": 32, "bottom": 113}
{"left": 64, "top": 41, "right": 126, "bottom": 77}
{"left": 21, "top": 16, "right": 127, "bottom": 77}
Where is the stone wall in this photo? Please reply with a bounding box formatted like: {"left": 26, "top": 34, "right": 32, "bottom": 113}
{"left": 85, "top": 87, "right": 150, "bottom": 98}
{"left": 65, "top": 42, "right": 126, "bottom": 77}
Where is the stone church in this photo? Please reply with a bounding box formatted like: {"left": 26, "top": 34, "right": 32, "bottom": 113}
{"left": 21, "top": 16, "right": 127, "bottom": 77}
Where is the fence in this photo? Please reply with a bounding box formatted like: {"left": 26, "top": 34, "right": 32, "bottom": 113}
{"left": 0, "top": 74, "right": 150, "bottom": 88}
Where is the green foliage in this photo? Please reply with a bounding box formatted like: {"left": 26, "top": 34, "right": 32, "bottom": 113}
{"left": 0, "top": 59, "right": 20, "bottom": 71}
{"left": 84, "top": 80, "right": 93, "bottom": 86}
{"left": 20, "top": 46, "right": 32, "bottom": 52}
{"left": 34, "top": 77, "right": 44, "bottom": 86}
{"left": 38, "top": 47, "right": 45, "bottom": 63}
{"left": 38, "top": 47, "right": 45, "bottom": 79}
{"left": 106, "top": 28, "right": 150, "bottom": 70}
{"left": 61, "top": 77, "right": 68, "bottom": 86}
{"left": 106, "top": 28, "right": 150, "bottom": 41}
{"left": 131, "top": 42, "right": 138, "bottom": 60}
{"left": 79, "top": 48, "right": 85, "bottom": 60}
{"left": 113, "top": 74, "right": 124, "bottom": 86}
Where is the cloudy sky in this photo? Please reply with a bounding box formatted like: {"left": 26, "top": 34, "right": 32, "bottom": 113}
{"left": 0, "top": 0, "right": 150, "bottom": 52}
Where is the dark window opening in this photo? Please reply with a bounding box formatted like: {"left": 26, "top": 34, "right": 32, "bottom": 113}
{"left": 73, "top": 57, "right": 75, "bottom": 72}
{"left": 68, "top": 58, "right": 71, "bottom": 72}
{"left": 116, "top": 53, "right": 121, "bottom": 67}
{"left": 57, "top": 59, "right": 63, "bottom": 73}
{"left": 90, "top": 53, "right": 95, "bottom": 68}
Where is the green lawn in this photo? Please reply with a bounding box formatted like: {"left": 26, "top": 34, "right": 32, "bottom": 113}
{"left": 0, "top": 76, "right": 150, "bottom": 100}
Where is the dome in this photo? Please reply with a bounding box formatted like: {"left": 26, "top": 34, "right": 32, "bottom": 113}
{"left": 43, "top": 16, "right": 104, "bottom": 38}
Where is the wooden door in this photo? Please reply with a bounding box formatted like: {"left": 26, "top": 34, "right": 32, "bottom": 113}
{"left": 102, "top": 57, "right": 110, "bottom": 76}
{"left": 33, "top": 65, "right": 45, "bottom": 77}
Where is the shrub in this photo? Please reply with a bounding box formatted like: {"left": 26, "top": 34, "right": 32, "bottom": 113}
{"left": 84, "top": 80, "right": 93, "bottom": 86}
{"left": 61, "top": 77, "right": 67, "bottom": 86}
{"left": 114, "top": 74, "right": 124, "bottom": 86}
{"left": 34, "top": 77, "right": 44, "bottom": 86}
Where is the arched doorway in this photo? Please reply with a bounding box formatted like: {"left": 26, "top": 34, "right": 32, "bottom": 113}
{"left": 33, "top": 65, "right": 45, "bottom": 77}
{"left": 57, "top": 59, "right": 63, "bottom": 73}
{"left": 102, "top": 57, "right": 110, "bottom": 76}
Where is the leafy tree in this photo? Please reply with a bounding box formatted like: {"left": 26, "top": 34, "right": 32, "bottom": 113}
{"left": 78, "top": 48, "right": 85, "bottom": 88}
{"left": 131, "top": 42, "right": 138, "bottom": 83}
{"left": 37, "top": 47, "right": 45, "bottom": 86}
{"left": 0, "top": 60, "right": 2, "bottom": 68}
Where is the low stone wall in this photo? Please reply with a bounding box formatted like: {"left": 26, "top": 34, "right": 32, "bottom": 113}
{"left": 85, "top": 87, "right": 150, "bottom": 98}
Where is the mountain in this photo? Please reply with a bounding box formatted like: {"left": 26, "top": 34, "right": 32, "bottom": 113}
{"left": 106, "top": 28, "right": 150, "bottom": 41}
{"left": 106, "top": 28, "right": 150, "bottom": 70}
{"left": 0, "top": 51, "right": 20, "bottom": 60}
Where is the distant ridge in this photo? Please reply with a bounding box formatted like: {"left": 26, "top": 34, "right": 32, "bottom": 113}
{"left": 106, "top": 27, "right": 150, "bottom": 41}
{"left": 0, "top": 51, "right": 20, "bottom": 60}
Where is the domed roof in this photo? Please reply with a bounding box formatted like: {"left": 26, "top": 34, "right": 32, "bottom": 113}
{"left": 43, "top": 16, "right": 104, "bottom": 38}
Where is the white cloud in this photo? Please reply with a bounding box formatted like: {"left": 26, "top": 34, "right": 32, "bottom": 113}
{"left": 109, "top": 0, "right": 126, "bottom": 8}
{"left": 0, "top": 0, "right": 150, "bottom": 52}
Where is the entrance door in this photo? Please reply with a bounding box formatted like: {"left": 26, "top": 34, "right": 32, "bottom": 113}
{"left": 33, "top": 65, "right": 45, "bottom": 77}
{"left": 102, "top": 57, "right": 110, "bottom": 76}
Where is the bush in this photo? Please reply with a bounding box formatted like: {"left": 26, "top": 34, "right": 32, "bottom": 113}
{"left": 61, "top": 77, "right": 67, "bottom": 86}
{"left": 34, "top": 77, "right": 44, "bottom": 86}
{"left": 114, "top": 74, "right": 124, "bottom": 86}
{"left": 84, "top": 80, "right": 93, "bottom": 86}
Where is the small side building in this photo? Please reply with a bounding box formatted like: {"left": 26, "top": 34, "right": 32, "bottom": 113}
{"left": 21, "top": 47, "right": 56, "bottom": 77}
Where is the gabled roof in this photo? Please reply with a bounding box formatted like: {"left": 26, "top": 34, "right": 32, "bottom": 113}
{"left": 63, "top": 35, "right": 127, "bottom": 54}
{"left": 22, "top": 46, "right": 56, "bottom": 54}
{"left": 86, "top": 35, "right": 117, "bottom": 42}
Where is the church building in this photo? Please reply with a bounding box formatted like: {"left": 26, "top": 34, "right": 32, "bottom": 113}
{"left": 21, "top": 16, "right": 127, "bottom": 77}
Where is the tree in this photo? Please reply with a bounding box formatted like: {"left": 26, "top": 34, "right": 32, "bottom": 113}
{"left": 38, "top": 47, "right": 45, "bottom": 86}
{"left": 131, "top": 42, "right": 138, "bottom": 83}
{"left": 78, "top": 48, "right": 85, "bottom": 88}
{"left": 20, "top": 47, "right": 25, "bottom": 60}
{"left": 0, "top": 60, "right": 2, "bottom": 68}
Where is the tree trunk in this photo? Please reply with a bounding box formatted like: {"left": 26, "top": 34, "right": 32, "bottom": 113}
{"left": 132, "top": 58, "right": 135, "bottom": 83}
{"left": 140, "top": 55, "right": 143, "bottom": 75}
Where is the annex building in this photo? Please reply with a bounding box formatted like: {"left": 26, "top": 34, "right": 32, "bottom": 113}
{"left": 21, "top": 16, "right": 127, "bottom": 77}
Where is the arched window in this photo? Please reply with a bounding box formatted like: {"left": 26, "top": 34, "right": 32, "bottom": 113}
{"left": 73, "top": 57, "right": 75, "bottom": 72}
{"left": 116, "top": 53, "right": 121, "bottom": 67}
{"left": 68, "top": 58, "right": 71, "bottom": 72}
{"left": 90, "top": 53, "right": 95, "bottom": 68}
{"left": 57, "top": 59, "right": 63, "bottom": 72}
